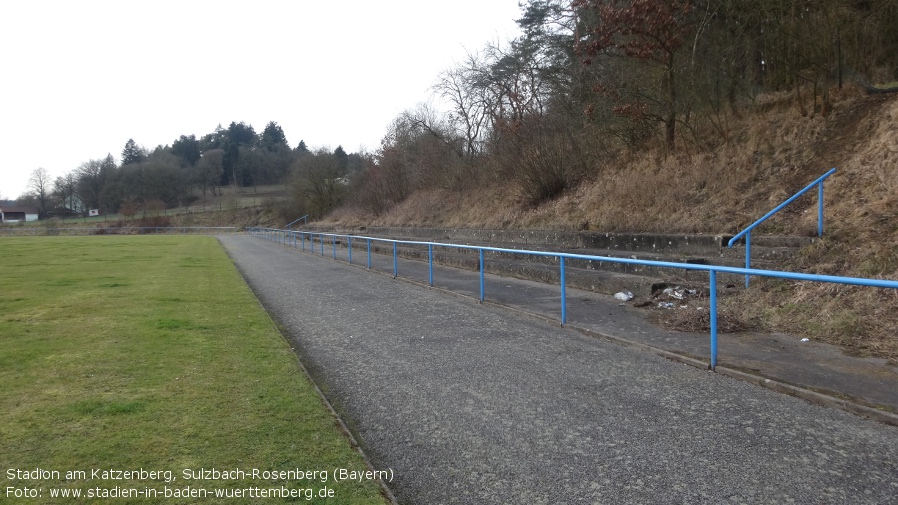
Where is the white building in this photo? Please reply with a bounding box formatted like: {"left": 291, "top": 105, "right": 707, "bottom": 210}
{"left": 0, "top": 206, "right": 39, "bottom": 223}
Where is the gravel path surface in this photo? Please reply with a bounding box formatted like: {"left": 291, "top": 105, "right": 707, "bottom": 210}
{"left": 220, "top": 235, "right": 898, "bottom": 504}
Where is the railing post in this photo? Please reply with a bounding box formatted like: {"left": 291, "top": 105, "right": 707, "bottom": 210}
{"left": 348, "top": 236, "right": 352, "bottom": 265}
{"left": 428, "top": 244, "right": 434, "bottom": 287}
{"left": 560, "top": 256, "right": 567, "bottom": 327}
{"left": 332, "top": 235, "right": 337, "bottom": 260}
{"left": 479, "top": 249, "right": 485, "bottom": 303}
{"left": 710, "top": 270, "right": 718, "bottom": 371}
{"left": 367, "top": 239, "right": 372, "bottom": 269}
{"left": 744, "top": 230, "right": 751, "bottom": 288}
{"left": 320, "top": 234, "right": 324, "bottom": 256}
{"left": 818, "top": 181, "right": 825, "bottom": 237}
{"left": 392, "top": 242, "right": 398, "bottom": 278}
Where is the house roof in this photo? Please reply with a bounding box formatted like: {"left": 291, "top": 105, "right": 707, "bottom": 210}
{"left": 0, "top": 206, "right": 39, "bottom": 214}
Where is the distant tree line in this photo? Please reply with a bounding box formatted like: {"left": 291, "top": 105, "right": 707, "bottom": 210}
{"left": 21, "top": 120, "right": 365, "bottom": 219}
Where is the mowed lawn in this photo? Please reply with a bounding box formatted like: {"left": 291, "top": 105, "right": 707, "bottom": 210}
{"left": 0, "top": 236, "right": 386, "bottom": 504}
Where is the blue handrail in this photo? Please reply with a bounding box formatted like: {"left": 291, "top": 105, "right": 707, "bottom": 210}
{"left": 285, "top": 214, "right": 309, "bottom": 229}
{"left": 728, "top": 168, "right": 837, "bottom": 287}
{"left": 247, "top": 226, "right": 898, "bottom": 372}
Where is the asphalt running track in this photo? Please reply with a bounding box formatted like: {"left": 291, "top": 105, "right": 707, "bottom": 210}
{"left": 219, "top": 235, "right": 898, "bottom": 504}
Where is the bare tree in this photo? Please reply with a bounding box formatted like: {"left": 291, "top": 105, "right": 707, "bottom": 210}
{"left": 290, "top": 150, "right": 347, "bottom": 219}
{"left": 435, "top": 52, "right": 495, "bottom": 158}
{"left": 52, "top": 172, "right": 81, "bottom": 214}
{"left": 27, "top": 168, "right": 51, "bottom": 218}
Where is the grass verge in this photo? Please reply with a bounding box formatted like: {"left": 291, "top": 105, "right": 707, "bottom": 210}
{"left": 0, "top": 236, "right": 387, "bottom": 504}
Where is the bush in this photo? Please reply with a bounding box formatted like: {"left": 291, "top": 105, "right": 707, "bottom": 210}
{"left": 135, "top": 216, "right": 172, "bottom": 229}
{"left": 495, "top": 120, "right": 587, "bottom": 206}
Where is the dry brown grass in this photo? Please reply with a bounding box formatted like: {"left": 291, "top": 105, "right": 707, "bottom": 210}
{"left": 325, "top": 86, "right": 898, "bottom": 363}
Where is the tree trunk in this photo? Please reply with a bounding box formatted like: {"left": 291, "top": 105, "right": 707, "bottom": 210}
{"left": 666, "top": 113, "right": 676, "bottom": 150}
{"left": 666, "top": 55, "right": 677, "bottom": 150}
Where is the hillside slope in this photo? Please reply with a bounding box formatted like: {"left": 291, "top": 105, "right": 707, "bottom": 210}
{"left": 324, "top": 87, "right": 898, "bottom": 363}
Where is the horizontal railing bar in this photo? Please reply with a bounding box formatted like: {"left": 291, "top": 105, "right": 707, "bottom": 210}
{"left": 250, "top": 225, "right": 898, "bottom": 373}
{"left": 250, "top": 228, "right": 898, "bottom": 290}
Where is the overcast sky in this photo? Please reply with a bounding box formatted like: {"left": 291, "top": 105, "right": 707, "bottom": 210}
{"left": 0, "top": 0, "right": 523, "bottom": 200}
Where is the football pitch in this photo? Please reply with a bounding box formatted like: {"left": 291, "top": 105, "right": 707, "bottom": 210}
{"left": 0, "top": 235, "right": 386, "bottom": 504}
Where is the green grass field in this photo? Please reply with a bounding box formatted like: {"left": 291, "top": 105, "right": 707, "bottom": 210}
{"left": 0, "top": 236, "right": 386, "bottom": 504}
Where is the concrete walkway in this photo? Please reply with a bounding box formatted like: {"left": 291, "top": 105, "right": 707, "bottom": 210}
{"left": 261, "top": 231, "right": 898, "bottom": 419}
{"left": 220, "top": 235, "right": 898, "bottom": 504}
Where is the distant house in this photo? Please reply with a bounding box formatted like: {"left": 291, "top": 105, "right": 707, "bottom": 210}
{"left": 0, "top": 206, "right": 39, "bottom": 223}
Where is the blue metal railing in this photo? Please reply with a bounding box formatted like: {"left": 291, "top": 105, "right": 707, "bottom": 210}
{"left": 285, "top": 214, "right": 310, "bottom": 229}
{"left": 728, "top": 168, "right": 837, "bottom": 287}
{"left": 247, "top": 227, "right": 898, "bottom": 372}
